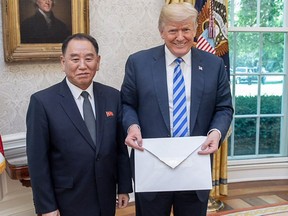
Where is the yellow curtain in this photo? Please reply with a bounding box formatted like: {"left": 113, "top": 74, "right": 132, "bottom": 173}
{"left": 210, "top": 140, "right": 228, "bottom": 197}
{"left": 210, "top": 126, "right": 232, "bottom": 197}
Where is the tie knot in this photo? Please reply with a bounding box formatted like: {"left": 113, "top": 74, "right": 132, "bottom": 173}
{"left": 81, "top": 91, "right": 89, "bottom": 99}
{"left": 175, "top": 57, "right": 183, "bottom": 65}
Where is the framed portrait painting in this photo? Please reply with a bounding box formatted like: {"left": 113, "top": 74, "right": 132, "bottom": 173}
{"left": 1, "top": 0, "right": 89, "bottom": 62}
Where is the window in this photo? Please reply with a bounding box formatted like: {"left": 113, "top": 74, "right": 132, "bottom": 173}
{"left": 228, "top": 0, "right": 288, "bottom": 159}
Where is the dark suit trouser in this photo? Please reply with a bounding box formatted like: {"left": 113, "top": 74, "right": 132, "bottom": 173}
{"left": 135, "top": 191, "right": 208, "bottom": 216}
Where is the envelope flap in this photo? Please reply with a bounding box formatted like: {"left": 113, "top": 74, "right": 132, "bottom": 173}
{"left": 143, "top": 136, "right": 206, "bottom": 169}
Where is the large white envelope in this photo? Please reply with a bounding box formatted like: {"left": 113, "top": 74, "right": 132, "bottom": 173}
{"left": 135, "top": 136, "right": 212, "bottom": 192}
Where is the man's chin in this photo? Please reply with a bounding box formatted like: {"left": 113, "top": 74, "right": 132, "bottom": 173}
{"left": 171, "top": 48, "right": 190, "bottom": 57}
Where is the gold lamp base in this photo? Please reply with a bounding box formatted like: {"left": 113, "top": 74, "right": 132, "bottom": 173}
{"left": 207, "top": 196, "right": 224, "bottom": 212}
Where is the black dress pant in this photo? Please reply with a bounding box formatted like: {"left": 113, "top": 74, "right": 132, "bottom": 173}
{"left": 135, "top": 191, "right": 208, "bottom": 216}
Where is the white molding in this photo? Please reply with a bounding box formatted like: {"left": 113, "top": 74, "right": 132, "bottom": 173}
{"left": 228, "top": 158, "right": 288, "bottom": 182}
{"left": 228, "top": 157, "right": 288, "bottom": 164}
{"left": 2, "top": 133, "right": 26, "bottom": 151}
{"left": 2, "top": 133, "right": 288, "bottom": 184}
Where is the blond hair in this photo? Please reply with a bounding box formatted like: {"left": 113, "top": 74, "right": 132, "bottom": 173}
{"left": 158, "top": 2, "right": 198, "bottom": 31}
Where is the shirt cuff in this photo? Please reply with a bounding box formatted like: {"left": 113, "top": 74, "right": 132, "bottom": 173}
{"left": 207, "top": 128, "right": 222, "bottom": 140}
{"left": 127, "top": 124, "right": 141, "bottom": 134}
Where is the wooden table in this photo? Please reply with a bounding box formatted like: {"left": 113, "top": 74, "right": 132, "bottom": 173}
{"left": 5, "top": 149, "right": 31, "bottom": 187}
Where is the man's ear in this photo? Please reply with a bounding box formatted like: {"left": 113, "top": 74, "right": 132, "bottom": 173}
{"left": 96, "top": 55, "right": 101, "bottom": 71}
{"left": 60, "top": 55, "right": 65, "bottom": 70}
{"left": 160, "top": 30, "right": 165, "bottom": 39}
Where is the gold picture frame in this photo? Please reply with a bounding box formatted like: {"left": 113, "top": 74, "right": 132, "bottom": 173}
{"left": 1, "top": 0, "right": 89, "bottom": 62}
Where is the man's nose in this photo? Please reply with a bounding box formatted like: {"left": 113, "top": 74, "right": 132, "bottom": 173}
{"left": 176, "top": 31, "right": 185, "bottom": 40}
{"left": 78, "top": 59, "right": 87, "bottom": 68}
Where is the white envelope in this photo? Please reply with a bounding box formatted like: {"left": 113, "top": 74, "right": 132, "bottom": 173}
{"left": 134, "top": 136, "right": 212, "bottom": 192}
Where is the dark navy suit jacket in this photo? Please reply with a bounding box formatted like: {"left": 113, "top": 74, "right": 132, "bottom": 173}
{"left": 121, "top": 45, "right": 233, "bottom": 202}
{"left": 26, "top": 79, "right": 132, "bottom": 215}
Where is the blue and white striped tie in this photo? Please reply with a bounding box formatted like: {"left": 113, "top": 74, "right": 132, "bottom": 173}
{"left": 173, "top": 58, "right": 188, "bottom": 137}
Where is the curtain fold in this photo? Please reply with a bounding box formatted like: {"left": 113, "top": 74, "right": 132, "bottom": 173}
{"left": 210, "top": 139, "right": 228, "bottom": 197}
{"left": 211, "top": 126, "right": 232, "bottom": 197}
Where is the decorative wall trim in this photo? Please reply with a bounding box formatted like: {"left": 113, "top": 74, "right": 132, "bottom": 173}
{"left": 2, "top": 132, "right": 26, "bottom": 150}
{"left": 3, "top": 132, "right": 288, "bottom": 183}
{"left": 1, "top": 132, "right": 27, "bottom": 201}
{"left": 228, "top": 157, "right": 288, "bottom": 183}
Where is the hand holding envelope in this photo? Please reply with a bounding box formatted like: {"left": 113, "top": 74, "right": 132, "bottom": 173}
{"left": 134, "top": 136, "right": 212, "bottom": 192}
{"left": 125, "top": 124, "right": 144, "bottom": 151}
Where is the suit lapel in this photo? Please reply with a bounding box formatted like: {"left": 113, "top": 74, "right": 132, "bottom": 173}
{"left": 190, "top": 48, "right": 205, "bottom": 134}
{"left": 153, "top": 46, "right": 170, "bottom": 132}
{"left": 93, "top": 83, "right": 105, "bottom": 155}
{"left": 58, "top": 79, "right": 96, "bottom": 150}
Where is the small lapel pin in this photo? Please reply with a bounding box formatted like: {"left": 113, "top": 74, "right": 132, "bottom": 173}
{"left": 199, "top": 66, "right": 203, "bottom": 71}
{"left": 106, "top": 111, "right": 114, "bottom": 117}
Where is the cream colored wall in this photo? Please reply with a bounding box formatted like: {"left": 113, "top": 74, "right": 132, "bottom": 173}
{"left": 0, "top": 0, "right": 164, "bottom": 136}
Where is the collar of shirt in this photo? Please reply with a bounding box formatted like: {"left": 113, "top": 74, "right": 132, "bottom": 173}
{"left": 66, "top": 78, "right": 94, "bottom": 100}
{"left": 164, "top": 45, "right": 191, "bottom": 67}
{"left": 66, "top": 78, "right": 96, "bottom": 118}
{"left": 38, "top": 8, "right": 52, "bottom": 24}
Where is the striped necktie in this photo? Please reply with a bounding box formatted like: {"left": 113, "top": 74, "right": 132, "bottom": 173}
{"left": 173, "top": 58, "right": 189, "bottom": 137}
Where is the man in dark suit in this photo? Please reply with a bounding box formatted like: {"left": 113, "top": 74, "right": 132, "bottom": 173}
{"left": 21, "top": 0, "right": 71, "bottom": 43}
{"left": 26, "top": 33, "right": 133, "bottom": 216}
{"left": 121, "top": 3, "right": 233, "bottom": 216}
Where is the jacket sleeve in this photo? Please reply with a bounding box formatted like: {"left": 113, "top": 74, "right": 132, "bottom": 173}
{"left": 208, "top": 58, "right": 234, "bottom": 143}
{"left": 26, "top": 94, "right": 58, "bottom": 214}
{"left": 116, "top": 93, "right": 133, "bottom": 194}
{"left": 121, "top": 55, "right": 141, "bottom": 132}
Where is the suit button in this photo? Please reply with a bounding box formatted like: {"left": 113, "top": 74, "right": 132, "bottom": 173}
{"left": 96, "top": 157, "right": 100, "bottom": 161}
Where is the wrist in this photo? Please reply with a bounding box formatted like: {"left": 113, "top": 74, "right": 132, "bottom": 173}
{"left": 127, "top": 124, "right": 140, "bottom": 133}
{"left": 207, "top": 128, "right": 222, "bottom": 140}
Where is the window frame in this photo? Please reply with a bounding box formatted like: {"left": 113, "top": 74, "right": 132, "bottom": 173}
{"left": 228, "top": 0, "right": 288, "bottom": 160}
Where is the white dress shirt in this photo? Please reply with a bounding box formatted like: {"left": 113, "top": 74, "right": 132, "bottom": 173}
{"left": 66, "top": 78, "right": 96, "bottom": 119}
{"left": 165, "top": 46, "right": 192, "bottom": 135}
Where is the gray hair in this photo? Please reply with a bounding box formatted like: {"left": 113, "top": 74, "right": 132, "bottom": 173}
{"left": 158, "top": 3, "right": 198, "bottom": 32}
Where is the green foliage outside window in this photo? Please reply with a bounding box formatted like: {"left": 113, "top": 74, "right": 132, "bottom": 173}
{"left": 229, "top": 0, "right": 284, "bottom": 72}
{"left": 231, "top": 95, "right": 281, "bottom": 156}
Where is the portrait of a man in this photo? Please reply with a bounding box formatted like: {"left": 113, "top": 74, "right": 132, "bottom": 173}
{"left": 20, "top": 0, "right": 72, "bottom": 44}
